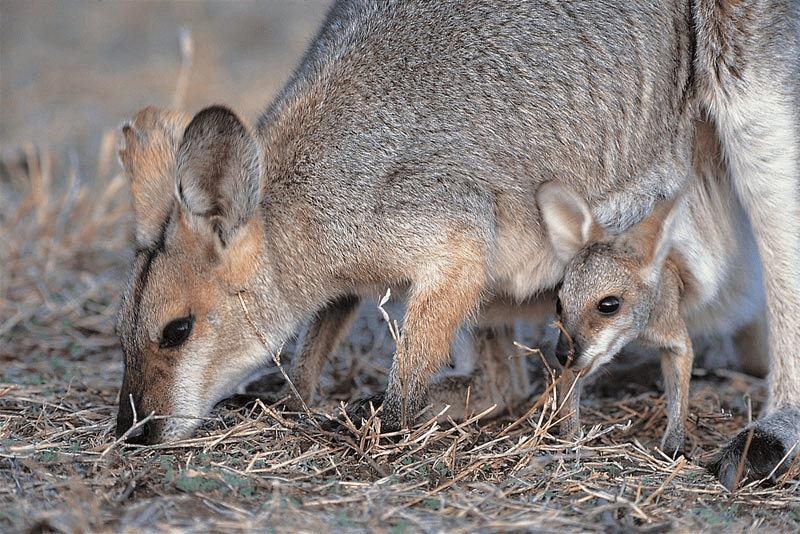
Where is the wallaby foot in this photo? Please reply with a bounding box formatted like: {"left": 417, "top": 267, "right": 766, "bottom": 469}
{"left": 661, "top": 433, "right": 687, "bottom": 460}
{"left": 708, "top": 408, "right": 800, "bottom": 491}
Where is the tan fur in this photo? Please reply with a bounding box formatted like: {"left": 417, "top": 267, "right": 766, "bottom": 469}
{"left": 116, "top": 106, "right": 549, "bottom": 436}
{"left": 537, "top": 121, "right": 765, "bottom": 454}
{"left": 114, "top": 1, "right": 800, "bottom": 490}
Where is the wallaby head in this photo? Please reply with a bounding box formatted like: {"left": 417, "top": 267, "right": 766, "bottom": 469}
{"left": 537, "top": 182, "right": 682, "bottom": 375}
{"left": 116, "top": 106, "right": 278, "bottom": 444}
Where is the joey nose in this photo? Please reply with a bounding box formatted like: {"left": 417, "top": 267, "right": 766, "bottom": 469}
{"left": 555, "top": 333, "right": 579, "bottom": 366}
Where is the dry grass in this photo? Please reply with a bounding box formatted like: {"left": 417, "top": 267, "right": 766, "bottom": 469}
{"left": 3, "top": 3, "right": 800, "bottom": 531}
{"left": 2, "top": 143, "right": 800, "bottom": 533}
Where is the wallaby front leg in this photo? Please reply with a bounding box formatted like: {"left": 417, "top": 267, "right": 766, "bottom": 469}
{"left": 659, "top": 332, "right": 693, "bottom": 457}
{"left": 381, "top": 257, "right": 486, "bottom": 430}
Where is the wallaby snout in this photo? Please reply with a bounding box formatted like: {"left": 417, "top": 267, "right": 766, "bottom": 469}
{"left": 116, "top": 389, "right": 158, "bottom": 444}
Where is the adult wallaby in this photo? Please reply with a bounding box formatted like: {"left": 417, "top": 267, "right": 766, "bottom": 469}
{"left": 537, "top": 116, "right": 765, "bottom": 457}
{"left": 115, "top": 1, "right": 800, "bottom": 490}
{"left": 116, "top": 106, "right": 549, "bottom": 429}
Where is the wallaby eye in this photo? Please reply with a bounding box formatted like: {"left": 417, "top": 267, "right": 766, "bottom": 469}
{"left": 596, "top": 296, "right": 620, "bottom": 316}
{"left": 555, "top": 297, "right": 563, "bottom": 316}
{"left": 159, "top": 316, "right": 194, "bottom": 349}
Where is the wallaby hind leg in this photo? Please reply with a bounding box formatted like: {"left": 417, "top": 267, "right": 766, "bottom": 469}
{"left": 427, "top": 324, "right": 527, "bottom": 421}
{"left": 696, "top": 0, "right": 800, "bottom": 489}
{"left": 282, "top": 295, "right": 361, "bottom": 410}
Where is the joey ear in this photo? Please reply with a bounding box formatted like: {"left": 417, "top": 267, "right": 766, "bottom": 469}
{"left": 631, "top": 195, "right": 683, "bottom": 283}
{"left": 176, "top": 105, "right": 262, "bottom": 247}
{"left": 536, "top": 181, "right": 602, "bottom": 263}
{"left": 118, "top": 106, "right": 192, "bottom": 248}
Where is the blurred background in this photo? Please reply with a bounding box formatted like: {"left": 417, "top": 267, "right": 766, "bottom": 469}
{"left": 1, "top": 1, "right": 330, "bottom": 181}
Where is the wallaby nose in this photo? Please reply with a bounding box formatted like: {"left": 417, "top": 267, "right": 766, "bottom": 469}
{"left": 555, "top": 332, "right": 579, "bottom": 366}
{"left": 116, "top": 398, "right": 135, "bottom": 439}
{"left": 116, "top": 410, "right": 156, "bottom": 444}
{"left": 125, "top": 420, "right": 154, "bottom": 445}
{"left": 116, "top": 391, "right": 152, "bottom": 443}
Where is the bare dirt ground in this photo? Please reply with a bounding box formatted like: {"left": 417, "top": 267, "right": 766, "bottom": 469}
{"left": 2, "top": 2, "right": 799, "bottom": 532}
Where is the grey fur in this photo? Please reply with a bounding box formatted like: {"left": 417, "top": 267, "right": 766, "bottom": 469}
{"left": 115, "top": 0, "right": 800, "bottom": 490}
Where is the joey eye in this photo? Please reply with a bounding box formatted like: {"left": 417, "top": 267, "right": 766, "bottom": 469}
{"left": 159, "top": 316, "right": 194, "bottom": 349}
{"left": 596, "top": 296, "right": 620, "bottom": 316}
{"left": 555, "top": 297, "right": 563, "bottom": 316}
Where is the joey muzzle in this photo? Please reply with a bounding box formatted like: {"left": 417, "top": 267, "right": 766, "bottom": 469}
{"left": 555, "top": 332, "right": 581, "bottom": 367}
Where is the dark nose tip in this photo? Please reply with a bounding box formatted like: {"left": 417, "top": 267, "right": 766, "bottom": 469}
{"left": 125, "top": 421, "right": 152, "bottom": 445}
{"left": 115, "top": 417, "right": 154, "bottom": 445}
{"left": 555, "top": 333, "right": 578, "bottom": 366}
{"left": 116, "top": 392, "right": 154, "bottom": 443}
{"left": 116, "top": 407, "right": 134, "bottom": 440}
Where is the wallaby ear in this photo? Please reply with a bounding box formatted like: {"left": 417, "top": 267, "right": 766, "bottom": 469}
{"left": 536, "top": 181, "right": 602, "bottom": 263}
{"left": 118, "top": 106, "right": 192, "bottom": 248}
{"left": 629, "top": 194, "right": 683, "bottom": 283}
{"left": 176, "top": 106, "right": 262, "bottom": 247}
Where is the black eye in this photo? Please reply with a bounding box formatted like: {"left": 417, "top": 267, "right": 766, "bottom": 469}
{"left": 555, "top": 297, "right": 563, "bottom": 316}
{"left": 159, "top": 316, "right": 194, "bottom": 349}
{"left": 597, "top": 296, "right": 620, "bottom": 316}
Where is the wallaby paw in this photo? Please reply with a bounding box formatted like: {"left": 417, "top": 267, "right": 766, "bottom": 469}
{"left": 707, "top": 428, "right": 787, "bottom": 490}
{"left": 707, "top": 409, "right": 800, "bottom": 490}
